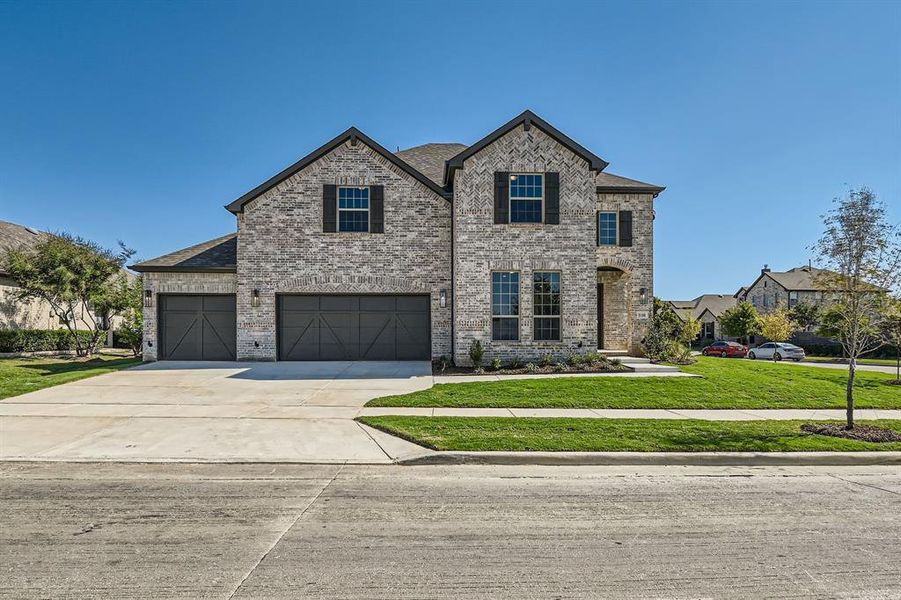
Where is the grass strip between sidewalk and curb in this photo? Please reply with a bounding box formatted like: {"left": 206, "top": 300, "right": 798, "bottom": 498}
{"left": 366, "top": 357, "right": 901, "bottom": 409}
{"left": 356, "top": 416, "right": 901, "bottom": 452}
{"left": 0, "top": 354, "right": 140, "bottom": 400}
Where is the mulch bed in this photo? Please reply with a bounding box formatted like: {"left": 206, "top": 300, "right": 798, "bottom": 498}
{"left": 435, "top": 363, "right": 629, "bottom": 377}
{"left": 801, "top": 423, "right": 901, "bottom": 443}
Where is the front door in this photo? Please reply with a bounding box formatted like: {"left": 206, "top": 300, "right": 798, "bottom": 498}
{"left": 597, "top": 283, "right": 604, "bottom": 349}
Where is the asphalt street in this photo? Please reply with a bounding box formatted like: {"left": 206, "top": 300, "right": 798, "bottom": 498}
{"left": 1, "top": 462, "right": 899, "bottom": 599}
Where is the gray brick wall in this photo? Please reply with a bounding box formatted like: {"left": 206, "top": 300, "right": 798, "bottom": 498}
{"left": 452, "top": 125, "right": 655, "bottom": 365}
{"left": 141, "top": 271, "right": 238, "bottom": 361}
{"left": 235, "top": 139, "right": 452, "bottom": 360}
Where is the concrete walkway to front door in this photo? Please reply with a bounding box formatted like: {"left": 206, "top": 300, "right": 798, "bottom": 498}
{"left": 0, "top": 361, "right": 435, "bottom": 464}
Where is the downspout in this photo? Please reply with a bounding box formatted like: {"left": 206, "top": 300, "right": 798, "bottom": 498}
{"left": 449, "top": 189, "right": 455, "bottom": 366}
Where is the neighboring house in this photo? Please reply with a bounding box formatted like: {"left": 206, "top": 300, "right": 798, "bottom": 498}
{"left": 0, "top": 219, "right": 118, "bottom": 336}
{"left": 131, "top": 110, "right": 664, "bottom": 364}
{"left": 668, "top": 294, "right": 737, "bottom": 341}
{"left": 736, "top": 265, "right": 833, "bottom": 314}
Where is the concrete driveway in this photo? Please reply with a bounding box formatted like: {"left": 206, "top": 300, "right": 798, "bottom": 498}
{"left": 0, "top": 361, "right": 433, "bottom": 463}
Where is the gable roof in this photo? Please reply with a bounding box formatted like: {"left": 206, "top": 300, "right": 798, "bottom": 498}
{"left": 396, "top": 143, "right": 467, "bottom": 187}
{"left": 0, "top": 220, "right": 47, "bottom": 276}
{"left": 668, "top": 294, "right": 737, "bottom": 321}
{"left": 444, "top": 110, "right": 610, "bottom": 187}
{"left": 130, "top": 233, "right": 237, "bottom": 273}
{"left": 225, "top": 127, "right": 450, "bottom": 214}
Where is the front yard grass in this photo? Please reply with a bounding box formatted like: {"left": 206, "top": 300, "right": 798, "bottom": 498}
{"left": 358, "top": 416, "right": 901, "bottom": 452}
{"left": 0, "top": 354, "right": 140, "bottom": 400}
{"left": 366, "top": 356, "right": 901, "bottom": 409}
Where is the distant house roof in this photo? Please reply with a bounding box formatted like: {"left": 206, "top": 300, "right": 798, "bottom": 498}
{"left": 130, "top": 233, "right": 237, "bottom": 273}
{"left": 668, "top": 294, "right": 737, "bottom": 321}
{"left": 0, "top": 220, "right": 47, "bottom": 276}
{"left": 764, "top": 266, "right": 831, "bottom": 291}
{"left": 395, "top": 143, "right": 467, "bottom": 187}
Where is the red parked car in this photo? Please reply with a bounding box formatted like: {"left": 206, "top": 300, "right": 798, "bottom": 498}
{"left": 701, "top": 341, "right": 749, "bottom": 358}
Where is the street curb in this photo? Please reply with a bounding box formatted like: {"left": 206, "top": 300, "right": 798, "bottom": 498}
{"left": 397, "top": 451, "right": 901, "bottom": 466}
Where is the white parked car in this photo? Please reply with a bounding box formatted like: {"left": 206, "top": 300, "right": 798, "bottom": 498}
{"left": 748, "top": 342, "right": 806, "bottom": 362}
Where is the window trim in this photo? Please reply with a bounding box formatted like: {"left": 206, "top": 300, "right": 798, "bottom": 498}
{"left": 337, "top": 186, "right": 370, "bottom": 233}
{"left": 597, "top": 211, "right": 618, "bottom": 246}
{"left": 532, "top": 270, "right": 562, "bottom": 342}
{"left": 491, "top": 270, "right": 521, "bottom": 342}
{"left": 508, "top": 173, "right": 544, "bottom": 224}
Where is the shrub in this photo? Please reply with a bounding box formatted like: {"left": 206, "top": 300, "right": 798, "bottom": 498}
{"left": 509, "top": 358, "right": 524, "bottom": 370}
{"left": 539, "top": 353, "right": 554, "bottom": 367}
{"left": 433, "top": 355, "right": 449, "bottom": 373}
{"left": 566, "top": 353, "right": 584, "bottom": 367}
{"left": 490, "top": 358, "right": 502, "bottom": 371}
{"left": 525, "top": 362, "right": 539, "bottom": 373}
{"left": 468, "top": 340, "right": 484, "bottom": 368}
{"left": 0, "top": 329, "right": 95, "bottom": 353}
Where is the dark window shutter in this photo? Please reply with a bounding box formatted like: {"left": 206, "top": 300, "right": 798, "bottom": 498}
{"left": 619, "top": 210, "right": 633, "bottom": 247}
{"left": 323, "top": 184, "right": 337, "bottom": 232}
{"left": 494, "top": 172, "right": 509, "bottom": 224}
{"left": 544, "top": 172, "right": 559, "bottom": 224}
{"left": 369, "top": 185, "right": 384, "bottom": 233}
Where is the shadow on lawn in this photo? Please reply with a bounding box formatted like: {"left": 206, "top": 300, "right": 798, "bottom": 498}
{"left": 14, "top": 356, "right": 140, "bottom": 376}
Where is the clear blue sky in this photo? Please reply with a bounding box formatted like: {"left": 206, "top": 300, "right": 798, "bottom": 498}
{"left": 1, "top": 0, "right": 898, "bottom": 299}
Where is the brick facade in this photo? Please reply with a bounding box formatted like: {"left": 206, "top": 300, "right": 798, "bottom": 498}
{"left": 234, "top": 140, "right": 452, "bottom": 361}
{"left": 452, "top": 126, "right": 653, "bottom": 365}
{"left": 138, "top": 114, "right": 659, "bottom": 364}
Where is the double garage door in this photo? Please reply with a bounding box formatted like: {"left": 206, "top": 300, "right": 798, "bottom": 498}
{"left": 157, "top": 294, "right": 429, "bottom": 361}
{"left": 277, "top": 295, "right": 430, "bottom": 361}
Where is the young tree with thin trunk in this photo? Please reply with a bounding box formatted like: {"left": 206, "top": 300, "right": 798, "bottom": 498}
{"left": 884, "top": 297, "right": 901, "bottom": 383}
{"left": 758, "top": 311, "right": 796, "bottom": 362}
{"left": 814, "top": 188, "right": 900, "bottom": 428}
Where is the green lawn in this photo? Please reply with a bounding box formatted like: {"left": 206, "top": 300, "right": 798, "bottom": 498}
{"left": 366, "top": 357, "right": 901, "bottom": 409}
{"left": 358, "top": 416, "right": 901, "bottom": 452}
{"left": 0, "top": 354, "right": 140, "bottom": 400}
{"left": 805, "top": 356, "right": 899, "bottom": 367}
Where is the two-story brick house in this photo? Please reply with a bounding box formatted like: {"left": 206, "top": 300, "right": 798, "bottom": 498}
{"left": 132, "top": 111, "right": 664, "bottom": 365}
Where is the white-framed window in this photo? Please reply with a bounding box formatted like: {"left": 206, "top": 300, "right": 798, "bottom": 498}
{"left": 491, "top": 271, "right": 520, "bottom": 341}
{"left": 788, "top": 291, "right": 799, "bottom": 308}
{"left": 338, "top": 187, "right": 369, "bottom": 232}
{"left": 533, "top": 271, "right": 561, "bottom": 341}
{"left": 509, "top": 174, "right": 543, "bottom": 223}
{"left": 597, "top": 212, "right": 617, "bottom": 245}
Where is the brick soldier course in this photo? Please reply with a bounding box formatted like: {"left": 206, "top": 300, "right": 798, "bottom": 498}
{"left": 132, "top": 110, "right": 664, "bottom": 364}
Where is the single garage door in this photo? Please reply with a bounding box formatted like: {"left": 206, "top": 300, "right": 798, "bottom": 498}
{"left": 159, "top": 295, "right": 237, "bottom": 360}
{"left": 278, "top": 295, "right": 430, "bottom": 361}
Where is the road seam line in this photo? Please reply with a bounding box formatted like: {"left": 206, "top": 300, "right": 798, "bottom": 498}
{"left": 226, "top": 463, "right": 346, "bottom": 599}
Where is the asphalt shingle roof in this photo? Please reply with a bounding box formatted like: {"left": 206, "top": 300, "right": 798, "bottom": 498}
{"left": 130, "top": 233, "right": 237, "bottom": 272}
{"left": 595, "top": 171, "right": 666, "bottom": 192}
{"left": 0, "top": 220, "right": 47, "bottom": 276}
{"left": 395, "top": 143, "right": 467, "bottom": 186}
{"left": 668, "top": 294, "right": 737, "bottom": 320}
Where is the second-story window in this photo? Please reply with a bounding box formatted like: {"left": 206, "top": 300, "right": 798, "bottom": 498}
{"left": 338, "top": 187, "right": 370, "bottom": 232}
{"left": 597, "top": 212, "right": 617, "bottom": 245}
{"left": 509, "top": 174, "right": 543, "bottom": 223}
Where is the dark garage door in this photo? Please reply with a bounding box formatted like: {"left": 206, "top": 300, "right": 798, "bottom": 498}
{"left": 278, "top": 295, "right": 430, "bottom": 361}
{"left": 159, "top": 295, "right": 237, "bottom": 360}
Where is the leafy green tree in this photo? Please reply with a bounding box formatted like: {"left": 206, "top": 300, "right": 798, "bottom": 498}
{"left": 642, "top": 298, "right": 686, "bottom": 362}
{"left": 789, "top": 302, "right": 821, "bottom": 332}
{"left": 758, "top": 311, "right": 796, "bottom": 361}
{"left": 814, "top": 188, "right": 900, "bottom": 428}
{"left": 4, "top": 233, "right": 134, "bottom": 357}
{"left": 679, "top": 315, "right": 702, "bottom": 345}
{"left": 719, "top": 302, "right": 760, "bottom": 345}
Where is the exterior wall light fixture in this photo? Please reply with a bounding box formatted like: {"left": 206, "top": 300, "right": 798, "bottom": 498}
{"left": 252, "top": 289, "right": 261, "bottom": 308}
{"left": 144, "top": 290, "right": 153, "bottom": 307}
{"left": 439, "top": 289, "right": 447, "bottom": 308}
{"left": 639, "top": 287, "right": 648, "bottom": 304}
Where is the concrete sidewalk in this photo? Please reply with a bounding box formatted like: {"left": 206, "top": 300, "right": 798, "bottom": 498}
{"left": 360, "top": 407, "right": 901, "bottom": 420}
